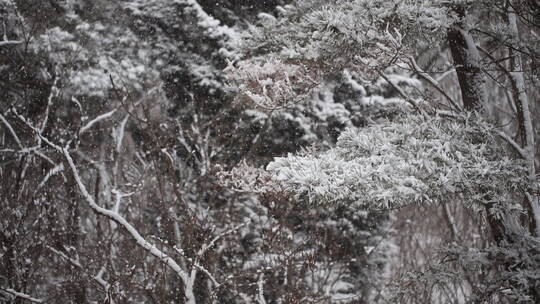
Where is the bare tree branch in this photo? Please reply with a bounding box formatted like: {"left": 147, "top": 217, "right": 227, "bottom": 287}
{"left": 80, "top": 108, "right": 118, "bottom": 135}
{"left": 0, "top": 288, "right": 43, "bottom": 303}
{"left": 0, "top": 40, "right": 22, "bottom": 47}
{"left": 406, "top": 55, "right": 462, "bottom": 112}
{"left": 61, "top": 147, "right": 197, "bottom": 304}
{"left": 497, "top": 131, "right": 527, "bottom": 159}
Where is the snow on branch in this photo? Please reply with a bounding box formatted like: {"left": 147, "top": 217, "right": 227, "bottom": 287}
{"left": 0, "top": 113, "right": 22, "bottom": 148}
{"left": 180, "top": 0, "right": 239, "bottom": 57}
{"left": 40, "top": 74, "right": 60, "bottom": 133}
{"left": 35, "top": 164, "right": 65, "bottom": 192}
{"left": 0, "top": 288, "right": 43, "bottom": 303}
{"left": 226, "top": 58, "right": 319, "bottom": 110}
{"left": 0, "top": 40, "right": 22, "bottom": 47}
{"left": 257, "top": 273, "right": 267, "bottom": 304}
{"left": 378, "top": 72, "right": 422, "bottom": 113}
{"left": 196, "top": 221, "right": 249, "bottom": 259}
{"left": 61, "top": 148, "right": 196, "bottom": 303}
{"left": 406, "top": 55, "right": 461, "bottom": 112}
{"left": 47, "top": 246, "right": 114, "bottom": 301}
{"left": 267, "top": 112, "right": 527, "bottom": 211}
{"left": 79, "top": 108, "right": 118, "bottom": 134}
{"left": 497, "top": 131, "right": 527, "bottom": 159}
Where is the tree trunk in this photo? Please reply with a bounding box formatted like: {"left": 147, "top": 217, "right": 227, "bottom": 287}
{"left": 506, "top": 1, "right": 540, "bottom": 237}
{"left": 446, "top": 5, "right": 487, "bottom": 111}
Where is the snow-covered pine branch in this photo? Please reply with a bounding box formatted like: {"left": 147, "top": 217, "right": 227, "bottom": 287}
{"left": 267, "top": 111, "right": 526, "bottom": 212}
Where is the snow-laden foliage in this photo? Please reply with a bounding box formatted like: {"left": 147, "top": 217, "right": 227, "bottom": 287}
{"left": 218, "top": 163, "right": 394, "bottom": 302}
{"left": 245, "top": 1, "right": 540, "bottom": 302}
{"left": 267, "top": 111, "right": 526, "bottom": 211}
{"left": 126, "top": 0, "right": 240, "bottom": 58}
{"left": 225, "top": 57, "right": 317, "bottom": 109}
{"left": 228, "top": 0, "right": 430, "bottom": 123}
{"left": 124, "top": 0, "right": 236, "bottom": 120}
{"left": 242, "top": 0, "right": 458, "bottom": 67}
{"left": 33, "top": 23, "right": 161, "bottom": 97}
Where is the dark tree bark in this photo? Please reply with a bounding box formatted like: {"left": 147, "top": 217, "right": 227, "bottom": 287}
{"left": 447, "top": 5, "right": 487, "bottom": 111}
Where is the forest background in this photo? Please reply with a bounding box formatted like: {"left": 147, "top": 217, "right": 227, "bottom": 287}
{"left": 0, "top": 0, "right": 539, "bottom": 303}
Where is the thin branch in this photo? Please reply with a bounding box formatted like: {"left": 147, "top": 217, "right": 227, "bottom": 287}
{"left": 40, "top": 73, "right": 59, "bottom": 132}
{"left": 406, "top": 55, "right": 462, "bottom": 112}
{"left": 442, "top": 202, "right": 460, "bottom": 242}
{"left": 435, "top": 67, "right": 455, "bottom": 83}
{"left": 193, "top": 262, "right": 220, "bottom": 287}
{"left": 472, "top": 28, "right": 533, "bottom": 58}
{"left": 35, "top": 163, "right": 64, "bottom": 193}
{"left": 48, "top": 246, "right": 114, "bottom": 302}
{"left": 0, "top": 288, "right": 43, "bottom": 303}
{"left": 196, "top": 221, "right": 249, "bottom": 259}
{"left": 378, "top": 71, "right": 424, "bottom": 114}
{"left": 497, "top": 131, "right": 527, "bottom": 159}
{"left": 2, "top": 18, "right": 7, "bottom": 41}
{"left": 80, "top": 108, "right": 118, "bottom": 134}
{"left": 109, "top": 76, "right": 147, "bottom": 125}
{"left": 114, "top": 115, "right": 129, "bottom": 153}
{"left": 47, "top": 245, "right": 82, "bottom": 268}
{"left": 61, "top": 147, "right": 192, "bottom": 286}
{"left": 477, "top": 45, "right": 518, "bottom": 112}
{"left": 0, "top": 113, "right": 22, "bottom": 148}
{"left": 94, "top": 266, "right": 111, "bottom": 291}
{"left": 13, "top": 109, "right": 63, "bottom": 150}
{"left": 0, "top": 40, "right": 22, "bottom": 47}
{"left": 257, "top": 273, "right": 267, "bottom": 304}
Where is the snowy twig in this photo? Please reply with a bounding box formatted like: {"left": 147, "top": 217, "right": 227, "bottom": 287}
{"left": 0, "top": 113, "right": 22, "bottom": 148}
{"left": 80, "top": 108, "right": 118, "bottom": 134}
{"left": 61, "top": 148, "right": 197, "bottom": 304}
{"left": 111, "top": 189, "right": 134, "bottom": 214}
{"left": 193, "top": 262, "right": 220, "bottom": 287}
{"left": 0, "top": 288, "right": 43, "bottom": 303}
{"left": 114, "top": 115, "right": 129, "bottom": 153}
{"left": 406, "top": 55, "right": 461, "bottom": 112}
{"left": 47, "top": 246, "right": 82, "bottom": 268}
{"left": 13, "top": 109, "right": 63, "bottom": 151}
{"left": 94, "top": 266, "right": 111, "bottom": 291}
{"left": 497, "top": 131, "right": 527, "bottom": 159}
{"left": 9, "top": 109, "right": 68, "bottom": 173}
{"left": 40, "top": 73, "right": 60, "bottom": 132}
{"left": 196, "top": 221, "right": 249, "bottom": 259}
{"left": 48, "top": 246, "right": 114, "bottom": 302}
{"left": 35, "top": 164, "right": 65, "bottom": 192}
{"left": 0, "top": 40, "right": 22, "bottom": 47}
{"left": 257, "top": 273, "right": 267, "bottom": 304}
{"left": 442, "top": 202, "right": 459, "bottom": 241}
{"left": 378, "top": 71, "right": 423, "bottom": 114}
